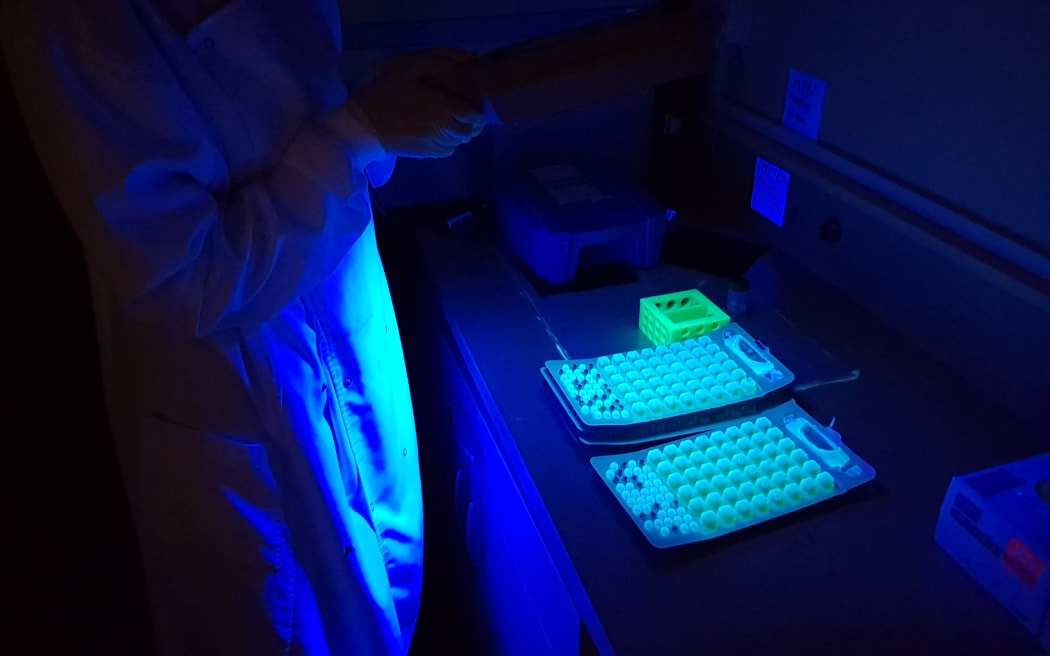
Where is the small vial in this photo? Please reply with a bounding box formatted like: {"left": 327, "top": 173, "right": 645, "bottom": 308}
{"left": 727, "top": 278, "right": 750, "bottom": 316}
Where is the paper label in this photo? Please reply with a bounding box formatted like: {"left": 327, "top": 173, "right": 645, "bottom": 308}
{"left": 782, "top": 69, "right": 827, "bottom": 139}
{"left": 529, "top": 165, "right": 611, "bottom": 206}
{"left": 751, "top": 157, "right": 790, "bottom": 226}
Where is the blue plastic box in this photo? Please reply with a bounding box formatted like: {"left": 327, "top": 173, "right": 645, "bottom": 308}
{"left": 495, "top": 163, "right": 665, "bottom": 285}
{"left": 935, "top": 453, "right": 1050, "bottom": 651}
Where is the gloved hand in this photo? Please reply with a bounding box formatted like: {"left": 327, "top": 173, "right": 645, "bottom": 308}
{"left": 352, "top": 48, "right": 487, "bottom": 159}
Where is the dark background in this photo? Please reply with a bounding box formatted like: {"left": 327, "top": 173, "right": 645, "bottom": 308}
{"left": 2, "top": 46, "right": 155, "bottom": 654}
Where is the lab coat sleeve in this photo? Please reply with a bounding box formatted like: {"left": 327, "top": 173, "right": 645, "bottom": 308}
{"left": 2, "top": 3, "right": 391, "bottom": 338}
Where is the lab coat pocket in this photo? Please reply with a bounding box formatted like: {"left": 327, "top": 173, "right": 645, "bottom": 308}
{"left": 134, "top": 414, "right": 295, "bottom": 654}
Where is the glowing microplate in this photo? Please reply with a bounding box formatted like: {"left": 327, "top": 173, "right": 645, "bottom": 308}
{"left": 591, "top": 400, "right": 876, "bottom": 548}
{"left": 545, "top": 323, "right": 793, "bottom": 434}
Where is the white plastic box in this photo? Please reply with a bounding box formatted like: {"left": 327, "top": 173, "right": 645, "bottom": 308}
{"left": 494, "top": 163, "right": 665, "bottom": 286}
{"left": 934, "top": 453, "right": 1050, "bottom": 651}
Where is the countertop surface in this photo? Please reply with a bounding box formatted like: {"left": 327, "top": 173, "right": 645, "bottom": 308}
{"left": 386, "top": 211, "right": 1047, "bottom": 656}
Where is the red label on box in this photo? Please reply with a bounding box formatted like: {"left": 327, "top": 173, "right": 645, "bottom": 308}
{"left": 1003, "top": 538, "right": 1044, "bottom": 587}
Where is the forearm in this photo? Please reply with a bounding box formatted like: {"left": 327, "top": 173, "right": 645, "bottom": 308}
{"left": 3, "top": 3, "right": 391, "bottom": 338}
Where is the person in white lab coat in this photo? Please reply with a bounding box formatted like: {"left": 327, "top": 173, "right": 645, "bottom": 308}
{"left": 1, "top": 1, "right": 485, "bottom": 653}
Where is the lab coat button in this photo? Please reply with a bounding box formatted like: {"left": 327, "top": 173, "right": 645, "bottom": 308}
{"left": 203, "top": 38, "right": 215, "bottom": 50}
{"left": 342, "top": 377, "right": 352, "bottom": 389}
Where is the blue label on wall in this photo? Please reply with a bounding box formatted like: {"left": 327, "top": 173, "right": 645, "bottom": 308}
{"left": 783, "top": 69, "right": 827, "bottom": 140}
{"left": 751, "top": 158, "right": 790, "bottom": 226}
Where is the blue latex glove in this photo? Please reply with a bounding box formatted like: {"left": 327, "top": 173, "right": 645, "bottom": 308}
{"left": 353, "top": 48, "right": 486, "bottom": 159}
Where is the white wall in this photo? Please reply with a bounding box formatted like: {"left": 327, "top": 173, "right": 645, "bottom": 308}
{"left": 695, "top": 0, "right": 1050, "bottom": 433}
{"left": 718, "top": 0, "right": 1050, "bottom": 256}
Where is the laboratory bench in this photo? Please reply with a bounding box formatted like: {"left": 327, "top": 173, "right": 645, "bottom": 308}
{"left": 378, "top": 205, "right": 1047, "bottom": 656}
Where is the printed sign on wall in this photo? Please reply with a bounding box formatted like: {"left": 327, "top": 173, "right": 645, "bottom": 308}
{"left": 751, "top": 157, "right": 790, "bottom": 226}
{"left": 782, "top": 69, "right": 827, "bottom": 139}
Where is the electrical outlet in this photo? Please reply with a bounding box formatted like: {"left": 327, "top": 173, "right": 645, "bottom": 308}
{"left": 819, "top": 218, "right": 843, "bottom": 243}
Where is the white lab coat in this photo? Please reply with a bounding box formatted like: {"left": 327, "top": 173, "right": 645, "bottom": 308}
{"left": 2, "top": 0, "right": 423, "bottom": 653}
